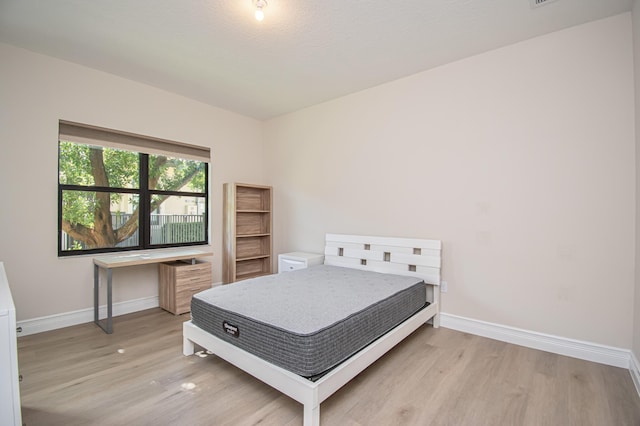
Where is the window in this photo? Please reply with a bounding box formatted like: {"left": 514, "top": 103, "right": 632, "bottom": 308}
{"left": 58, "top": 121, "right": 209, "bottom": 256}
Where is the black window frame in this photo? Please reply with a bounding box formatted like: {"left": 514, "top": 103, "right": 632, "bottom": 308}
{"left": 58, "top": 142, "right": 209, "bottom": 257}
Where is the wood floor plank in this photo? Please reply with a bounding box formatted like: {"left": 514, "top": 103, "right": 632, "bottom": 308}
{"left": 17, "top": 308, "right": 640, "bottom": 425}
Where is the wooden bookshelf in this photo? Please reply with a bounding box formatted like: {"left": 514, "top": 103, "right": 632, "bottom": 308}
{"left": 223, "top": 183, "right": 273, "bottom": 283}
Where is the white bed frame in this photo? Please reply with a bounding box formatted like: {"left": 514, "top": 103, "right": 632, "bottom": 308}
{"left": 183, "top": 233, "right": 442, "bottom": 425}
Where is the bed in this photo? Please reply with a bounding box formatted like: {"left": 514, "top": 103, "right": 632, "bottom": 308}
{"left": 183, "top": 233, "right": 442, "bottom": 425}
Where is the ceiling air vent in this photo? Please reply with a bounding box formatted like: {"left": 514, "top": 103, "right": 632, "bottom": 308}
{"left": 530, "top": 0, "right": 558, "bottom": 8}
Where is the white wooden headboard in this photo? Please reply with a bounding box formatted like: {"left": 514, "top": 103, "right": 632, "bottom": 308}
{"left": 323, "top": 234, "right": 441, "bottom": 285}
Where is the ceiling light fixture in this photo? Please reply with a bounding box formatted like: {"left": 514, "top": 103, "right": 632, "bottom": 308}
{"left": 253, "top": 0, "right": 267, "bottom": 21}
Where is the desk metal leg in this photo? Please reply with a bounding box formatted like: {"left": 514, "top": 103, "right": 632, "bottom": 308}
{"left": 94, "top": 265, "right": 114, "bottom": 334}
{"left": 106, "top": 268, "right": 112, "bottom": 333}
{"left": 94, "top": 264, "right": 99, "bottom": 325}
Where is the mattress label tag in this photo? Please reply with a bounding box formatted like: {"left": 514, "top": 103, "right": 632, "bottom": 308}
{"left": 223, "top": 321, "right": 240, "bottom": 338}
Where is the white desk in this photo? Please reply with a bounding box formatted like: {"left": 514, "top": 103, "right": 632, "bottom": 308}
{"left": 94, "top": 248, "right": 213, "bottom": 334}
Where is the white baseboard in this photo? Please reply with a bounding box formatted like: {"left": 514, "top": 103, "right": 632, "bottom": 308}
{"left": 15, "top": 281, "right": 224, "bottom": 337}
{"left": 14, "top": 298, "right": 639, "bottom": 396}
{"left": 631, "top": 351, "right": 640, "bottom": 398}
{"left": 440, "top": 313, "right": 631, "bottom": 369}
{"left": 16, "top": 296, "right": 159, "bottom": 337}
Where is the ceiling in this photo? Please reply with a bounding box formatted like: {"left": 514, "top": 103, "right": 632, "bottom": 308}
{"left": 0, "top": 0, "right": 633, "bottom": 120}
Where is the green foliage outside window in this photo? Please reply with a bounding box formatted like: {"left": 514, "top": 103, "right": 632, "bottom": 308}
{"left": 59, "top": 141, "right": 207, "bottom": 253}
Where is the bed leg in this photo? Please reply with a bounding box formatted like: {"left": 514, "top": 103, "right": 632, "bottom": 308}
{"left": 432, "top": 312, "right": 441, "bottom": 328}
{"left": 303, "top": 404, "right": 320, "bottom": 426}
{"left": 431, "top": 284, "right": 441, "bottom": 328}
{"left": 183, "top": 336, "right": 195, "bottom": 356}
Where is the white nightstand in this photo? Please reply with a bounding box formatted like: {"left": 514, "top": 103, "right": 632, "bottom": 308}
{"left": 278, "top": 252, "right": 324, "bottom": 273}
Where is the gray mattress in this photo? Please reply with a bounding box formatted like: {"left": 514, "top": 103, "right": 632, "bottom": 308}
{"left": 191, "top": 264, "right": 427, "bottom": 379}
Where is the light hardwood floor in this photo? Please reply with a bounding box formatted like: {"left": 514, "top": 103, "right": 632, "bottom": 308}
{"left": 17, "top": 308, "right": 640, "bottom": 425}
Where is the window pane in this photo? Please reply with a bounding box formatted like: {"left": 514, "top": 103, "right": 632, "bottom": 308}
{"left": 149, "top": 155, "right": 206, "bottom": 193}
{"left": 150, "top": 195, "right": 206, "bottom": 245}
{"left": 61, "top": 190, "right": 140, "bottom": 251}
{"left": 59, "top": 122, "right": 210, "bottom": 256}
{"left": 59, "top": 141, "right": 139, "bottom": 189}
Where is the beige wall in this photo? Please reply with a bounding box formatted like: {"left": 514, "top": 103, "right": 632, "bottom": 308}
{"left": 633, "top": 0, "right": 640, "bottom": 361}
{"left": 264, "top": 14, "right": 636, "bottom": 348}
{"left": 1, "top": 13, "right": 636, "bottom": 352}
{"left": 0, "top": 43, "right": 265, "bottom": 321}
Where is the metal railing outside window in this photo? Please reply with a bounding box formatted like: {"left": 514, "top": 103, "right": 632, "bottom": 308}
{"left": 60, "top": 213, "right": 206, "bottom": 251}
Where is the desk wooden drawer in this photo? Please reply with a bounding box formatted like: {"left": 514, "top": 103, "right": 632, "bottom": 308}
{"left": 159, "top": 261, "right": 212, "bottom": 315}
{"left": 173, "top": 281, "right": 211, "bottom": 315}
{"left": 174, "top": 262, "right": 211, "bottom": 279}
